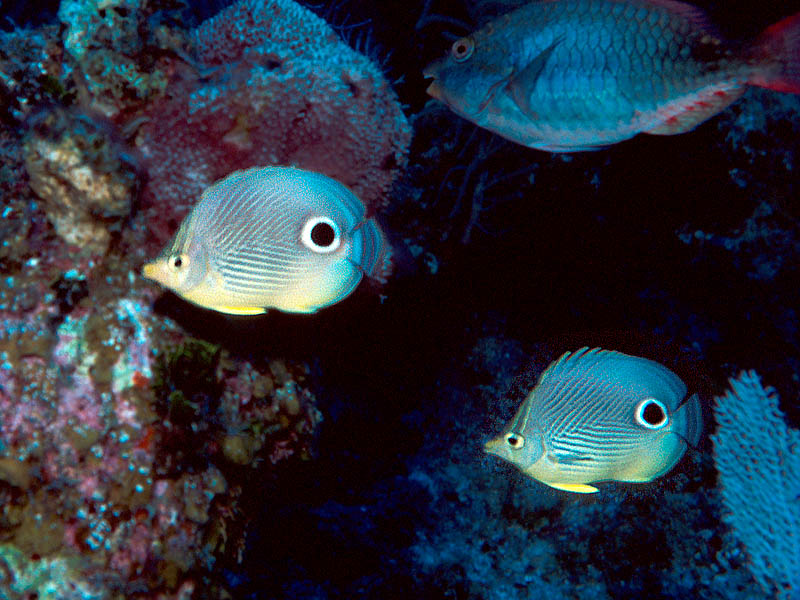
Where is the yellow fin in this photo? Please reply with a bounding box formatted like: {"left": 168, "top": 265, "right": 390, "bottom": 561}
{"left": 547, "top": 482, "right": 599, "bottom": 494}
{"left": 213, "top": 305, "right": 267, "bottom": 315}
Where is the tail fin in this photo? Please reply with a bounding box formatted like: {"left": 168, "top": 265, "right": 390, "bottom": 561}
{"left": 677, "top": 393, "right": 703, "bottom": 448}
{"left": 751, "top": 13, "right": 800, "bottom": 93}
{"left": 356, "top": 218, "right": 393, "bottom": 285}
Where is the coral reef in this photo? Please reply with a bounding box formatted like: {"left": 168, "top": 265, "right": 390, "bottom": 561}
{"left": 57, "top": 0, "right": 179, "bottom": 117}
{"left": 133, "top": 0, "right": 412, "bottom": 248}
{"left": 0, "top": 291, "right": 321, "bottom": 596}
{"left": 23, "top": 107, "right": 140, "bottom": 254}
{"left": 0, "top": 0, "right": 407, "bottom": 592}
{"left": 0, "top": 24, "right": 68, "bottom": 125}
{"left": 713, "top": 371, "right": 800, "bottom": 599}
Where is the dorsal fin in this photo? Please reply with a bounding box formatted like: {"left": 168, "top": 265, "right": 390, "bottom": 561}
{"left": 626, "top": 0, "right": 713, "bottom": 30}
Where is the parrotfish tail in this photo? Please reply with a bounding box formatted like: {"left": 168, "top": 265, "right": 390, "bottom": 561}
{"left": 356, "top": 219, "right": 393, "bottom": 285}
{"left": 751, "top": 12, "right": 800, "bottom": 93}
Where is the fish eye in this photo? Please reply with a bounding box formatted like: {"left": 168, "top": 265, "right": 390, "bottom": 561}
{"left": 634, "top": 398, "right": 669, "bottom": 430}
{"left": 301, "top": 216, "right": 341, "bottom": 253}
{"left": 451, "top": 37, "right": 474, "bottom": 62}
{"left": 169, "top": 253, "right": 188, "bottom": 271}
{"left": 504, "top": 432, "right": 525, "bottom": 449}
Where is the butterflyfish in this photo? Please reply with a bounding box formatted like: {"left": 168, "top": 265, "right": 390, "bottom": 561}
{"left": 485, "top": 347, "right": 702, "bottom": 493}
{"left": 142, "top": 166, "right": 391, "bottom": 315}
{"left": 424, "top": 0, "right": 800, "bottom": 151}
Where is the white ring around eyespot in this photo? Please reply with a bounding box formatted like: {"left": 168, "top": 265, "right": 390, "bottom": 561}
{"left": 634, "top": 397, "right": 669, "bottom": 430}
{"left": 504, "top": 432, "right": 525, "bottom": 449}
{"left": 301, "top": 216, "right": 341, "bottom": 254}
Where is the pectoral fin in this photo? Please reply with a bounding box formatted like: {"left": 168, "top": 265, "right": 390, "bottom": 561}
{"left": 477, "top": 66, "right": 515, "bottom": 113}
{"left": 548, "top": 482, "right": 600, "bottom": 494}
{"left": 507, "top": 37, "right": 563, "bottom": 120}
{"left": 550, "top": 451, "right": 593, "bottom": 465}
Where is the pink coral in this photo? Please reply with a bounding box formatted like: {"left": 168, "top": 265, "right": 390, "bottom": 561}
{"left": 134, "top": 0, "right": 411, "bottom": 248}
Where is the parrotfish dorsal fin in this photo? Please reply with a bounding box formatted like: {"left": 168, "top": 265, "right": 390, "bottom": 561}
{"left": 647, "top": 85, "right": 746, "bottom": 135}
{"left": 634, "top": 0, "right": 713, "bottom": 30}
{"left": 548, "top": 482, "right": 599, "bottom": 494}
{"left": 507, "top": 36, "right": 564, "bottom": 120}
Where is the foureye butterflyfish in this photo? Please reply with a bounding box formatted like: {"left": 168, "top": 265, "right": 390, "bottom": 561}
{"left": 485, "top": 347, "right": 702, "bottom": 493}
{"left": 142, "top": 166, "right": 391, "bottom": 315}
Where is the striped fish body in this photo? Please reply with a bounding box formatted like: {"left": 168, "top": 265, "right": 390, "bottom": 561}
{"left": 424, "top": 0, "right": 800, "bottom": 151}
{"left": 142, "top": 167, "right": 390, "bottom": 315}
{"left": 485, "top": 347, "right": 702, "bottom": 493}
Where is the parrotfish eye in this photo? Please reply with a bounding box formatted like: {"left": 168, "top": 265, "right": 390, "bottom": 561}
{"left": 169, "top": 253, "right": 188, "bottom": 271}
{"left": 634, "top": 398, "right": 669, "bottom": 430}
{"left": 301, "top": 216, "right": 341, "bottom": 254}
{"left": 451, "top": 37, "right": 474, "bottom": 62}
{"left": 504, "top": 432, "right": 525, "bottom": 449}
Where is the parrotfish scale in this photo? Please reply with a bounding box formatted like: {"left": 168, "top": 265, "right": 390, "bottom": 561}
{"left": 622, "top": 3, "right": 634, "bottom": 20}
{"left": 635, "top": 29, "right": 645, "bottom": 57}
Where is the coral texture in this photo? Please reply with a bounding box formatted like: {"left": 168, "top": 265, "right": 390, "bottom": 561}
{"left": 134, "top": 0, "right": 412, "bottom": 247}
{"left": 712, "top": 371, "right": 800, "bottom": 599}
{"left": 58, "top": 0, "right": 171, "bottom": 117}
{"left": 23, "top": 108, "right": 139, "bottom": 254}
{"left": 0, "top": 292, "right": 322, "bottom": 597}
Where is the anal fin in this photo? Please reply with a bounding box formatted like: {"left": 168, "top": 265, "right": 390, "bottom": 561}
{"left": 547, "top": 482, "right": 599, "bottom": 494}
{"left": 214, "top": 305, "right": 268, "bottom": 315}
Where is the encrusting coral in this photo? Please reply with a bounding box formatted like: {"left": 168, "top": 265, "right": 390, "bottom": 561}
{"left": 23, "top": 107, "right": 140, "bottom": 255}
{"left": 0, "top": 297, "right": 322, "bottom": 596}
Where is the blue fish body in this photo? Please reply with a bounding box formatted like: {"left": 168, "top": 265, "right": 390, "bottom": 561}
{"left": 424, "top": 0, "right": 800, "bottom": 151}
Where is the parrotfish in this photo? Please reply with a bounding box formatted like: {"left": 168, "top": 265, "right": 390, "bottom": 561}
{"left": 424, "top": 0, "right": 800, "bottom": 151}
{"left": 485, "top": 347, "right": 702, "bottom": 493}
{"left": 142, "top": 167, "right": 391, "bottom": 315}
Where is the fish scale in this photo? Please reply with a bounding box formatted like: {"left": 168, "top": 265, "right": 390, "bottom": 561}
{"left": 425, "top": 0, "right": 800, "bottom": 150}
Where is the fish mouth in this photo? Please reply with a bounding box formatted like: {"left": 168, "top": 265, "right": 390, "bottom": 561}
{"left": 425, "top": 78, "right": 443, "bottom": 100}
{"left": 483, "top": 436, "right": 503, "bottom": 455}
{"left": 422, "top": 59, "right": 441, "bottom": 80}
{"left": 142, "top": 262, "right": 157, "bottom": 280}
{"left": 422, "top": 60, "right": 443, "bottom": 99}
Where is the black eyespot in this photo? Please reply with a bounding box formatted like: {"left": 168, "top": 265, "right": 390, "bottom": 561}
{"left": 310, "top": 221, "right": 336, "bottom": 247}
{"left": 451, "top": 37, "right": 474, "bottom": 62}
{"left": 301, "top": 216, "right": 341, "bottom": 253}
{"left": 172, "top": 256, "right": 183, "bottom": 268}
{"left": 635, "top": 398, "right": 669, "bottom": 429}
{"left": 642, "top": 402, "right": 665, "bottom": 425}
